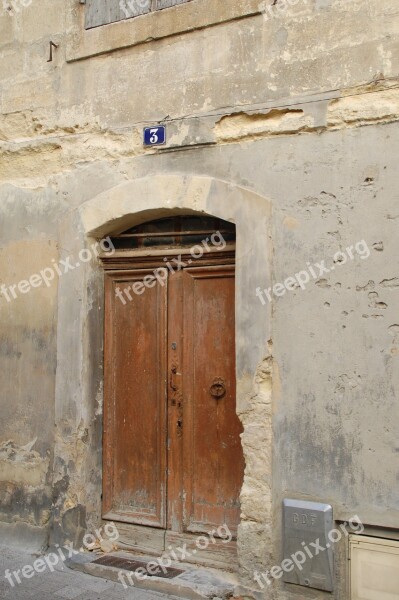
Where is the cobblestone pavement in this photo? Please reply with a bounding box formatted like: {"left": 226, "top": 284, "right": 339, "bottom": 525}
{"left": 0, "top": 546, "right": 180, "bottom": 600}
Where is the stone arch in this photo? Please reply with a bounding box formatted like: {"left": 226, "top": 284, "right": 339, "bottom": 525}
{"left": 80, "top": 174, "right": 271, "bottom": 374}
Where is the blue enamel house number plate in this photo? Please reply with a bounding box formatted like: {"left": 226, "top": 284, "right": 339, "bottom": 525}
{"left": 144, "top": 126, "right": 166, "bottom": 146}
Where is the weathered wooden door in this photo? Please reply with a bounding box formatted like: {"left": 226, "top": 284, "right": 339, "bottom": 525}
{"left": 103, "top": 259, "right": 244, "bottom": 538}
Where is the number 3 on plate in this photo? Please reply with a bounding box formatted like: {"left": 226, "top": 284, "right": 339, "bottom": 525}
{"left": 150, "top": 129, "right": 159, "bottom": 143}
{"left": 144, "top": 126, "right": 166, "bottom": 146}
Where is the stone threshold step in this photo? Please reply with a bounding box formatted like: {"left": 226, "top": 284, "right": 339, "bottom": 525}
{"left": 67, "top": 551, "right": 238, "bottom": 600}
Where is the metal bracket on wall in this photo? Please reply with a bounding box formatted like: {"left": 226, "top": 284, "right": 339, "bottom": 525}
{"left": 47, "top": 41, "right": 59, "bottom": 63}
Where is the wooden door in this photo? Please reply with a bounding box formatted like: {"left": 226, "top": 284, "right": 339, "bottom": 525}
{"left": 103, "top": 261, "right": 244, "bottom": 538}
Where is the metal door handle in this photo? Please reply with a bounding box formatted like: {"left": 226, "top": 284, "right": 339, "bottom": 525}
{"left": 210, "top": 378, "right": 226, "bottom": 399}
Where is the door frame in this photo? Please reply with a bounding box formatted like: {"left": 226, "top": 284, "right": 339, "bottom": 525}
{"left": 54, "top": 174, "right": 273, "bottom": 584}
{"left": 101, "top": 246, "right": 242, "bottom": 567}
{"left": 101, "top": 245, "right": 238, "bottom": 528}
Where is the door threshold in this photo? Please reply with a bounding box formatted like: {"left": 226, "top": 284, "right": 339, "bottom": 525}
{"left": 66, "top": 550, "right": 238, "bottom": 600}
{"left": 112, "top": 522, "right": 239, "bottom": 572}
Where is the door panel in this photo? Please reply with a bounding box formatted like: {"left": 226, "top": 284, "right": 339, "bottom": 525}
{"left": 103, "top": 271, "right": 168, "bottom": 527}
{"left": 181, "top": 266, "right": 244, "bottom": 536}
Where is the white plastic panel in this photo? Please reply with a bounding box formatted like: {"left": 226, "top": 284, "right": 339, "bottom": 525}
{"left": 351, "top": 535, "right": 399, "bottom": 600}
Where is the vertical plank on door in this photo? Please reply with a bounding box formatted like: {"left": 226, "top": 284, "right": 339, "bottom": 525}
{"left": 103, "top": 271, "right": 168, "bottom": 527}
{"left": 167, "top": 270, "right": 184, "bottom": 532}
{"left": 181, "top": 265, "right": 244, "bottom": 536}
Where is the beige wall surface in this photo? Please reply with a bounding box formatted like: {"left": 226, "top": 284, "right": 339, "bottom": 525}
{"left": 1, "top": 0, "right": 399, "bottom": 598}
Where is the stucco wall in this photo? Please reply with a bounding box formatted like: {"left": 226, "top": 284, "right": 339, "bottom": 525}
{"left": 0, "top": 186, "right": 60, "bottom": 550}
{"left": 1, "top": 0, "right": 399, "bottom": 597}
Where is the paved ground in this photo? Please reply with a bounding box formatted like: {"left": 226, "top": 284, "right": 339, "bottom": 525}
{"left": 0, "top": 546, "right": 179, "bottom": 600}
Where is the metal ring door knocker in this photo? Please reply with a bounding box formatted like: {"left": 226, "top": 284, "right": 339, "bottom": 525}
{"left": 210, "top": 377, "right": 226, "bottom": 399}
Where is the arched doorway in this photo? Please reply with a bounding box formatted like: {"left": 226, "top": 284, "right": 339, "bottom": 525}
{"left": 55, "top": 175, "right": 272, "bottom": 580}
{"left": 100, "top": 215, "right": 244, "bottom": 564}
